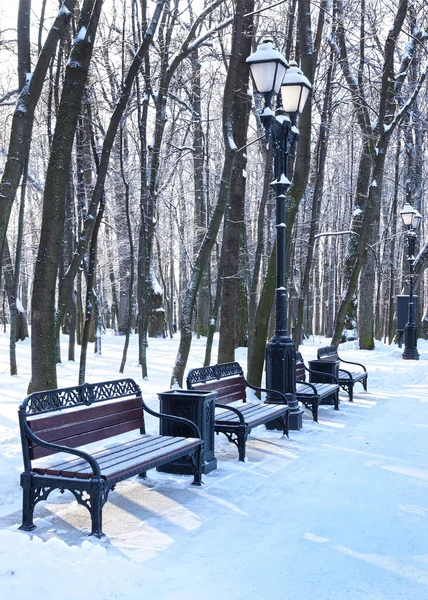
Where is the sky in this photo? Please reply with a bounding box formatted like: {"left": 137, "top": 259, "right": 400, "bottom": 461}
{"left": 0, "top": 331, "right": 428, "bottom": 599}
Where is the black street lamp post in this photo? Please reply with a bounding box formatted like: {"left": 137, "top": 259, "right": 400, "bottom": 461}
{"left": 400, "top": 203, "right": 422, "bottom": 361}
{"left": 247, "top": 41, "right": 311, "bottom": 430}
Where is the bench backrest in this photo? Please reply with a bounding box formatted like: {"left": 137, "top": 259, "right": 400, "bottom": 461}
{"left": 317, "top": 345, "right": 339, "bottom": 362}
{"left": 295, "top": 352, "right": 306, "bottom": 382}
{"left": 186, "top": 362, "right": 247, "bottom": 405}
{"left": 19, "top": 379, "right": 144, "bottom": 460}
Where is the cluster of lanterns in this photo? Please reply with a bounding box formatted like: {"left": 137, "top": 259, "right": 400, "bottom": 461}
{"left": 246, "top": 39, "right": 311, "bottom": 115}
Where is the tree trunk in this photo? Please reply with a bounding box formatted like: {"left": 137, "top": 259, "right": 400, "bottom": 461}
{"left": 79, "top": 196, "right": 105, "bottom": 384}
{"left": 10, "top": 161, "right": 28, "bottom": 375}
{"left": 119, "top": 126, "right": 136, "bottom": 373}
{"left": 171, "top": 0, "right": 254, "bottom": 386}
{"left": 0, "top": 0, "right": 75, "bottom": 258}
{"left": 31, "top": 0, "right": 103, "bottom": 392}
{"left": 331, "top": 0, "right": 423, "bottom": 348}
{"left": 190, "top": 52, "right": 210, "bottom": 338}
{"left": 295, "top": 42, "right": 334, "bottom": 349}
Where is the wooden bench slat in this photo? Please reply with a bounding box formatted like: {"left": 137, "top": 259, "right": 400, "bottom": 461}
{"left": 29, "top": 397, "right": 145, "bottom": 459}
{"left": 192, "top": 377, "right": 247, "bottom": 405}
{"left": 28, "top": 397, "right": 142, "bottom": 432}
{"left": 30, "top": 406, "right": 143, "bottom": 444}
{"left": 34, "top": 435, "right": 200, "bottom": 480}
{"left": 31, "top": 417, "right": 144, "bottom": 460}
{"left": 100, "top": 438, "right": 202, "bottom": 481}
{"left": 339, "top": 370, "right": 366, "bottom": 381}
{"left": 296, "top": 383, "right": 338, "bottom": 397}
{"left": 61, "top": 436, "right": 189, "bottom": 478}
{"left": 215, "top": 403, "right": 286, "bottom": 425}
{"left": 33, "top": 434, "right": 161, "bottom": 477}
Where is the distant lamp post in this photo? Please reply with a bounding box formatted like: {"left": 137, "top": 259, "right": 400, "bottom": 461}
{"left": 247, "top": 41, "right": 311, "bottom": 430}
{"left": 400, "top": 202, "right": 422, "bottom": 360}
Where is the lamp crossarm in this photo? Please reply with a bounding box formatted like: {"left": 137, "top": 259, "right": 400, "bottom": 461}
{"left": 269, "top": 115, "right": 293, "bottom": 182}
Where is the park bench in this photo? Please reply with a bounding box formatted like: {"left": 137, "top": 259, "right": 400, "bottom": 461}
{"left": 317, "top": 345, "right": 368, "bottom": 402}
{"left": 186, "top": 362, "right": 289, "bottom": 462}
{"left": 18, "top": 378, "right": 203, "bottom": 538}
{"left": 295, "top": 351, "right": 340, "bottom": 422}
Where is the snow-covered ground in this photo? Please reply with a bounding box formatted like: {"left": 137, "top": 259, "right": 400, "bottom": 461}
{"left": 1, "top": 332, "right": 428, "bottom": 599}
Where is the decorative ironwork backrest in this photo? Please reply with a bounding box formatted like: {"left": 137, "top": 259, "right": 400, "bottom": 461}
{"left": 317, "top": 345, "right": 339, "bottom": 361}
{"left": 295, "top": 352, "right": 306, "bottom": 381}
{"left": 187, "top": 362, "right": 244, "bottom": 387}
{"left": 186, "top": 362, "right": 246, "bottom": 405}
{"left": 20, "top": 378, "right": 142, "bottom": 416}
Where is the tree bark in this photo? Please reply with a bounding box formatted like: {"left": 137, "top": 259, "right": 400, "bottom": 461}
{"left": 31, "top": 0, "right": 103, "bottom": 392}
{"left": 0, "top": 0, "right": 75, "bottom": 259}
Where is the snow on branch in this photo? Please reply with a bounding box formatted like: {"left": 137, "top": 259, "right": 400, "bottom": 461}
{"left": 186, "top": 18, "right": 233, "bottom": 54}
{"left": 383, "top": 61, "right": 428, "bottom": 140}
{"left": 314, "top": 230, "right": 359, "bottom": 240}
{"left": 168, "top": 92, "right": 199, "bottom": 116}
{"left": 414, "top": 239, "right": 428, "bottom": 274}
{"left": 244, "top": 0, "right": 287, "bottom": 17}
{"left": 0, "top": 89, "right": 19, "bottom": 105}
{"left": 167, "top": 0, "right": 231, "bottom": 73}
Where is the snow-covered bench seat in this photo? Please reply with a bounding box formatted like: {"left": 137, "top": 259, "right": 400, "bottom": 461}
{"left": 186, "top": 362, "right": 289, "bottom": 462}
{"left": 18, "top": 378, "right": 203, "bottom": 538}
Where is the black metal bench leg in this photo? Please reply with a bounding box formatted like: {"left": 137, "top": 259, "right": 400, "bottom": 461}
{"left": 89, "top": 490, "right": 105, "bottom": 538}
{"left": 363, "top": 376, "right": 368, "bottom": 392}
{"left": 237, "top": 426, "right": 248, "bottom": 462}
{"left": 348, "top": 383, "right": 354, "bottom": 402}
{"left": 191, "top": 447, "right": 203, "bottom": 486}
{"left": 281, "top": 413, "right": 289, "bottom": 437}
{"left": 138, "top": 472, "right": 147, "bottom": 479}
{"left": 19, "top": 478, "right": 36, "bottom": 532}
{"left": 312, "top": 400, "right": 319, "bottom": 423}
{"left": 334, "top": 391, "right": 340, "bottom": 410}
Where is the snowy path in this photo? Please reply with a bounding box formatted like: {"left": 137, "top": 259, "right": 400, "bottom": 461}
{"left": 1, "top": 336, "right": 428, "bottom": 599}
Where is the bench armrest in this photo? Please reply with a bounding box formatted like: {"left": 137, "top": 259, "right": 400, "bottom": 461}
{"left": 304, "top": 366, "right": 339, "bottom": 385}
{"left": 215, "top": 403, "right": 246, "bottom": 425}
{"left": 141, "top": 397, "right": 201, "bottom": 438}
{"left": 338, "top": 366, "right": 353, "bottom": 378}
{"left": 21, "top": 420, "right": 102, "bottom": 479}
{"left": 295, "top": 380, "right": 319, "bottom": 395}
{"left": 245, "top": 381, "right": 290, "bottom": 406}
{"left": 338, "top": 356, "right": 367, "bottom": 372}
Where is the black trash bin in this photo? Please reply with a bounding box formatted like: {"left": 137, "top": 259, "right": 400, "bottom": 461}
{"left": 308, "top": 359, "right": 339, "bottom": 383}
{"left": 157, "top": 389, "right": 217, "bottom": 474}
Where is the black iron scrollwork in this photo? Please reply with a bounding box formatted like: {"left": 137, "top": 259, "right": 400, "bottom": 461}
{"left": 187, "top": 362, "right": 243, "bottom": 386}
{"left": 22, "top": 378, "right": 142, "bottom": 415}
{"left": 33, "top": 486, "right": 57, "bottom": 508}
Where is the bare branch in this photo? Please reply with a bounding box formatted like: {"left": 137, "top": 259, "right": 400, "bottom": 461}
{"left": 0, "top": 89, "right": 19, "bottom": 105}
{"left": 315, "top": 231, "right": 359, "bottom": 240}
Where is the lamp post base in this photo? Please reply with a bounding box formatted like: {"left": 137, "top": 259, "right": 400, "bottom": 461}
{"left": 403, "top": 326, "right": 419, "bottom": 360}
{"left": 402, "top": 348, "right": 419, "bottom": 360}
{"left": 264, "top": 335, "right": 303, "bottom": 431}
{"left": 265, "top": 409, "right": 303, "bottom": 431}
